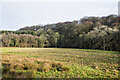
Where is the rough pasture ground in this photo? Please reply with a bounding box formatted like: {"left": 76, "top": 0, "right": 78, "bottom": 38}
{"left": 1, "top": 48, "right": 120, "bottom": 78}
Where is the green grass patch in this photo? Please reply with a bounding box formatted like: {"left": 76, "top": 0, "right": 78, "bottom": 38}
{"left": 1, "top": 47, "right": 120, "bottom": 78}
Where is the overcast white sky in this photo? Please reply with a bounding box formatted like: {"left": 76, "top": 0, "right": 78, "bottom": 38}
{"left": 0, "top": 0, "right": 119, "bottom": 2}
{"left": 0, "top": 0, "right": 119, "bottom": 31}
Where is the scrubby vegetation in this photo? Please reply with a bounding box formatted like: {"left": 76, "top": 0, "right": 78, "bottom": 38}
{"left": 2, "top": 55, "right": 69, "bottom": 78}
{"left": 1, "top": 48, "right": 120, "bottom": 78}
{"left": 1, "top": 14, "right": 120, "bottom": 51}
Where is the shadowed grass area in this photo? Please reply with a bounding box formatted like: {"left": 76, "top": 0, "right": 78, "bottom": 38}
{"left": 1, "top": 47, "right": 120, "bottom": 78}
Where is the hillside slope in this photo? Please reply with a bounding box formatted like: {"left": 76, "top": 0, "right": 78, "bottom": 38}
{"left": 1, "top": 14, "right": 120, "bottom": 50}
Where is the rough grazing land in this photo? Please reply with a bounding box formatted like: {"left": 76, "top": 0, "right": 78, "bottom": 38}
{"left": 1, "top": 48, "right": 120, "bottom": 78}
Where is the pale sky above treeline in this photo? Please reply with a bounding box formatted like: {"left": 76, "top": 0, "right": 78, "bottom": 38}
{"left": 0, "top": 0, "right": 119, "bottom": 30}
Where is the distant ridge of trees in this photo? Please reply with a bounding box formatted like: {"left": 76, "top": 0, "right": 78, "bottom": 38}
{"left": 1, "top": 14, "right": 120, "bottom": 51}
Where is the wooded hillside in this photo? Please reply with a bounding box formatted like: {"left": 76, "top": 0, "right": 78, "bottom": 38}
{"left": 1, "top": 14, "right": 120, "bottom": 51}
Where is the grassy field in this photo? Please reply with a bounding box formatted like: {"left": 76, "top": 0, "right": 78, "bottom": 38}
{"left": 1, "top": 47, "right": 120, "bottom": 78}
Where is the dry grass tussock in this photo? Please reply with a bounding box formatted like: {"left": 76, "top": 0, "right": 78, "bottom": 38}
{"left": 2, "top": 55, "right": 69, "bottom": 78}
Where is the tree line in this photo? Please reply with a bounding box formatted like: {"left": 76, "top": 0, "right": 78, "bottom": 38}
{"left": 1, "top": 14, "right": 120, "bottom": 51}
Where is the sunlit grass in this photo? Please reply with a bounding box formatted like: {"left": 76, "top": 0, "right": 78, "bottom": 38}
{"left": 1, "top": 47, "right": 120, "bottom": 78}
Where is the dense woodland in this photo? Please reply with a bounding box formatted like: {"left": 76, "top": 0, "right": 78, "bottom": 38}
{"left": 0, "top": 14, "right": 120, "bottom": 51}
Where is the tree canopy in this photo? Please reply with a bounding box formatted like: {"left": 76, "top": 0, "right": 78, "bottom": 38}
{"left": 1, "top": 14, "right": 120, "bottom": 51}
